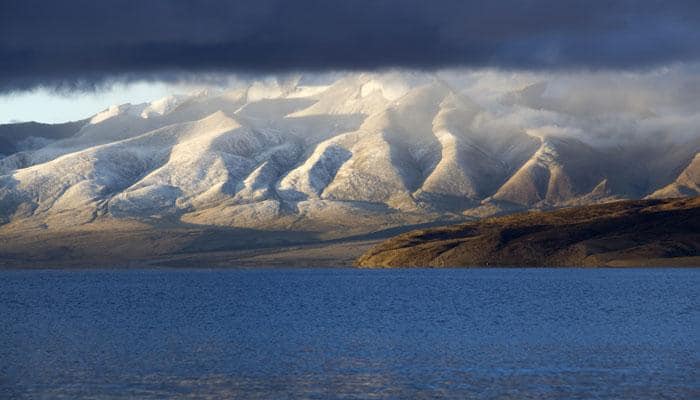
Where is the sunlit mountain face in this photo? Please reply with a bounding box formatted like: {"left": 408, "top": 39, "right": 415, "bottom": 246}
{"left": 0, "top": 69, "right": 698, "bottom": 238}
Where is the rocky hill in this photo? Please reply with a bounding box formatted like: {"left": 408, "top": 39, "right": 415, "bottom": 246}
{"left": 357, "top": 197, "right": 700, "bottom": 267}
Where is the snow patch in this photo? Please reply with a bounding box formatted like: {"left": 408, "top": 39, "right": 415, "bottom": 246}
{"left": 141, "top": 95, "right": 187, "bottom": 118}
{"left": 361, "top": 77, "right": 411, "bottom": 101}
{"left": 90, "top": 103, "right": 146, "bottom": 124}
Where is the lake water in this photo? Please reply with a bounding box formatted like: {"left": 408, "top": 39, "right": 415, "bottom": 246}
{"left": 1, "top": 268, "right": 698, "bottom": 399}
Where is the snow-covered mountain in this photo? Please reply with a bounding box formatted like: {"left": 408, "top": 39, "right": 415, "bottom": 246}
{"left": 1, "top": 72, "right": 699, "bottom": 239}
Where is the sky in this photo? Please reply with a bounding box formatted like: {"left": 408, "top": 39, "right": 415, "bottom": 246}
{"left": 0, "top": 82, "right": 194, "bottom": 124}
{"left": 1, "top": 0, "right": 700, "bottom": 123}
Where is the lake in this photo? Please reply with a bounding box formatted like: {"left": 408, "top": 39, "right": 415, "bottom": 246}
{"left": 1, "top": 268, "right": 698, "bottom": 399}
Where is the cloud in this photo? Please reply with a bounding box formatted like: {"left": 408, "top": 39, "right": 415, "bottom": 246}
{"left": 447, "top": 65, "right": 700, "bottom": 145}
{"left": 1, "top": 0, "right": 700, "bottom": 92}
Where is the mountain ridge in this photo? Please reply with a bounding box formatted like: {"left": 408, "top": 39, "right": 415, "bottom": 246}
{"left": 0, "top": 72, "right": 698, "bottom": 245}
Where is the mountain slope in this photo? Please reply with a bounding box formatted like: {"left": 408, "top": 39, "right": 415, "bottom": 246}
{"left": 649, "top": 153, "right": 700, "bottom": 198}
{"left": 490, "top": 136, "right": 608, "bottom": 207}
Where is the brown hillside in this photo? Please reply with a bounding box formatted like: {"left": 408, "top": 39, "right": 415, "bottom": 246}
{"left": 356, "top": 197, "right": 700, "bottom": 267}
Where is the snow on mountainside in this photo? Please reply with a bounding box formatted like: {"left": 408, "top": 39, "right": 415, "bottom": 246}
{"left": 649, "top": 153, "right": 700, "bottom": 198}
{"left": 0, "top": 72, "right": 698, "bottom": 236}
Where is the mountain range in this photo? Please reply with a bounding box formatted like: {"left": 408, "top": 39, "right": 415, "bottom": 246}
{"left": 0, "top": 72, "right": 698, "bottom": 265}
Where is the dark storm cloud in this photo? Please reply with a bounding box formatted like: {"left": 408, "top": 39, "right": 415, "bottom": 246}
{"left": 1, "top": 0, "right": 699, "bottom": 92}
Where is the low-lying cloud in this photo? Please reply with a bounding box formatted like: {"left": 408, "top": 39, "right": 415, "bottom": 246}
{"left": 433, "top": 65, "right": 700, "bottom": 145}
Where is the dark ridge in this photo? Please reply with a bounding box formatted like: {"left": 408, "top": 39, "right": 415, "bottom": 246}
{"left": 0, "top": 119, "right": 87, "bottom": 141}
{"left": 356, "top": 197, "right": 700, "bottom": 267}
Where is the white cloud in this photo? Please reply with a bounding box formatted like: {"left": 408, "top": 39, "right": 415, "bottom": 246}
{"left": 2, "top": 65, "right": 699, "bottom": 148}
